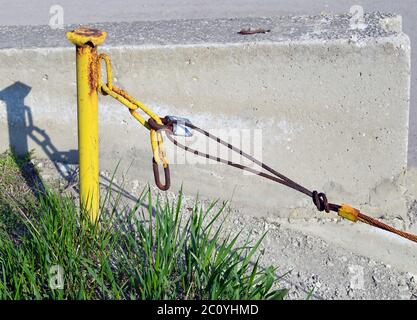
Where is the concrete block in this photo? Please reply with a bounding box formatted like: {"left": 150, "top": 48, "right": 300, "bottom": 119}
{"left": 0, "top": 13, "right": 410, "bottom": 219}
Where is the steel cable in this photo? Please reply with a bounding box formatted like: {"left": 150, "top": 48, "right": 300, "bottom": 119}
{"left": 149, "top": 117, "right": 417, "bottom": 244}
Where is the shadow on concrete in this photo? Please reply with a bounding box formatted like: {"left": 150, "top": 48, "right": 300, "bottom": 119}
{"left": 0, "top": 81, "right": 143, "bottom": 203}
{"left": 0, "top": 81, "right": 78, "bottom": 185}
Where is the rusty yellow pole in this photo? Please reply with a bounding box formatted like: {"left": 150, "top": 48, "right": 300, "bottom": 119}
{"left": 66, "top": 27, "right": 106, "bottom": 223}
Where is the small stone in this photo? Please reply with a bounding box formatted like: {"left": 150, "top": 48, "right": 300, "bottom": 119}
{"left": 398, "top": 278, "right": 406, "bottom": 286}
{"left": 372, "top": 275, "right": 381, "bottom": 284}
{"left": 292, "top": 238, "right": 301, "bottom": 247}
{"left": 100, "top": 171, "right": 109, "bottom": 178}
{"left": 131, "top": 179, "right": 139, "bottom": 189}
{"left": 407, "top": 273, "right": 416, "bottom": 282}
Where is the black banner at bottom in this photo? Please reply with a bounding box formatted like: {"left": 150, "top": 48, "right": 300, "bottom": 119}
{"left": 1, "top": 299, "right": 410, "bottom": 318}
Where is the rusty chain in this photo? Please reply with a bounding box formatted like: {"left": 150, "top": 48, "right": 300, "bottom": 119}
{"left": 97, "top": 53, "right": 170, "bottom": 190}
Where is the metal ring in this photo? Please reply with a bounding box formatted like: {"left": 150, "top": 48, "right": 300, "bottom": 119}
{"left": 152, "top": 157, "right": 170, "bottom": 191}
{"left": 147, "top": 117, "right": 172, "bottom": 132}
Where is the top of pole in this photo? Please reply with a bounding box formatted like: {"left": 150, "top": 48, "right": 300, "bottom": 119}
{"left": 66, "top": 27, "right": 107, "bottom": 47}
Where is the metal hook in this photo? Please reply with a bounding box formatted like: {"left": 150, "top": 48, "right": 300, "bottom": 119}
{"left": 152, "top": 157, "right": 170, "bottom": 191}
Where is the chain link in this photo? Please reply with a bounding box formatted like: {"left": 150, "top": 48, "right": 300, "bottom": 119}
{"left": 97, "top": 53, "right": 170, "bottom": 190}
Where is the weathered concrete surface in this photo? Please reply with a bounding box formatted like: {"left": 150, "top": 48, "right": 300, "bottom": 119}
{"left": 2, "top": 1, "right": 417, "bottom": 169}
{"left": 0, "top": 13, "right": 411, "bottom": 220}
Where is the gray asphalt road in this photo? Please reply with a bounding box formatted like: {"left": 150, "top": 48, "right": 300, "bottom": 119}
{"left": 0, "top": 0, "right": 416, "bottom": 166}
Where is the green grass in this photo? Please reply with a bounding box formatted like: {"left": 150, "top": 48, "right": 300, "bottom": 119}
{"left": 0, "top": 151, "right": 288, "bottom": 300}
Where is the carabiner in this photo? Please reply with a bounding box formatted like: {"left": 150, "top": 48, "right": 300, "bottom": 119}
{"left": 152, "top": 157, "right": 171, "bottom": 191}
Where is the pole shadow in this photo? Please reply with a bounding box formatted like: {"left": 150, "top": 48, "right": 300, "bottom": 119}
{"left": 0, "top": 81, "right": 78, "bottom": 195}
{"left": 0, "top": 81, "right": 143, "bottom": 203}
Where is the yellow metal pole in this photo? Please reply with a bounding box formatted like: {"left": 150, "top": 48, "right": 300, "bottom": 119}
{"left": 66, "top": 27, "right": 107, "bottom": 223}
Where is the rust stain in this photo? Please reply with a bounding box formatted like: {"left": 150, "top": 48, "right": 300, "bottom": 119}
{"left": 88, "top": 48, "right": 98, "bottom": 95}
{"left": 237, "top": 27, "right": 271, "bottom": 35}
{"left": 76, "top": 46, "right": 98, "bottom": 95}
{"left": 73, "top": 26, "right": 104, "bottom": 38}
{"left": 67, "top": 27, "right": 107, "bottom": 47}
{"left": 112, "top": 87, "right": 131, "bottom": 100}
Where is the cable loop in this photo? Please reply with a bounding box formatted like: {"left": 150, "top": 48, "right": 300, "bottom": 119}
{"left": 312, "top": 191, "right": 330, "bottom": 213}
